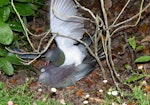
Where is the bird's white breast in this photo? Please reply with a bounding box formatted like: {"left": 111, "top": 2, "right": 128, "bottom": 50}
{"left": 58, "top": 44, "right": 86, "bottom": 66}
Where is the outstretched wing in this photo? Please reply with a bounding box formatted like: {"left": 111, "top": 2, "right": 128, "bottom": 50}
{"left": 50, "top": 0, "right": 85, "bottom": 46}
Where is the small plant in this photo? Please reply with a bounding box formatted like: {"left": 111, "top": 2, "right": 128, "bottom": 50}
{"left": 128, "top": 37, "right": 150, "bottom": 63}
{"left": 0, "top": 81, "right": 72, "bottom": 105}
{"left": 132, "top": 86, "right": 150, "bottom": 105}
{"left": 0, "top": 0, "right": 44, "bottom": 75}
{"left": 123, "top": 37, "right": 150, "bottom": 83}
{"left": 122, "top": 86, "right": 150, "bottom": 105}
{"left": 0, "top": 48, "right": 22, "bottom": 75}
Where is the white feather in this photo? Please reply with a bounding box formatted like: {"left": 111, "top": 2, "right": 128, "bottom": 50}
{"left": 50, "top": 0, "right": 86, "bottom": 66}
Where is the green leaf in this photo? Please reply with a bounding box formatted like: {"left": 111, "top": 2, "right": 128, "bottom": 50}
{"left": 0, "top": 57, "right": 14, "bottom": 75}
{"left": 0, "top": 0, "right": 9, "bottom": 7}
{"left": 0, "top": 82, "right": 5, "bottom": 89}
{"left": 14, "top": 0, "right": 32, "bottom": 2}
{"left": 13, "top": 3, "right": 34, "bottom": 16}
{"left": 0, "top": 48, "right": 7, "bottom": 57}
{"left": 7, "top": 21, "right": 23, "bottom": 32}
{"left": 136, "top": 45, "right": 144, "bottom": 52}
{"left": 5, "top": 54, "right": 22, "bottom": 65}
{"left": 0, "top": 6, "right": 10, "bottom": 22}
{"left": 125, "top": 64, "right": 132, "bottom": 70}
{"left": 135, "top": 56, "right": 150, "bottom": 63}
{"left": 125, "top": 73, "right": 143, "bottom": 83}
{"left": 0, "top": 21, "right": 13, "bottom": 45}
{"left": 128, "top": 37, "right": 136, "bottom": 50}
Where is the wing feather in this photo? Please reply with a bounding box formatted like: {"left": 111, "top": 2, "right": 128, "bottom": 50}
{"left": 50, "top": 0, "right": 85, "bottom": 46}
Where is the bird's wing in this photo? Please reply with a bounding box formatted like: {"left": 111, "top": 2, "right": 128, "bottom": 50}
{"left": 72, "top": 61, "right": 95, "bottom": 81}
{"left": 50, "top": 0, "right": 85, "bottom": 46}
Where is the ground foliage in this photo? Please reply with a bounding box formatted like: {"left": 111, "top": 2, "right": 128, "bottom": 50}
{"left": 0, "top": 0, "right": 150, "bottom": 105}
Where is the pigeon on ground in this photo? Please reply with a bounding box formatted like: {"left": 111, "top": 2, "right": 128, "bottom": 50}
{"left": 38, "top": 0, "right": 96, "bottom": 88}
{"left": 9, "top": 0, "right": 101, "bottom": 88}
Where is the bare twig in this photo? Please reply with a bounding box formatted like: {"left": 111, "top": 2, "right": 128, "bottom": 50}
{"left": 112, "top": 0, "right": 131, "bottom": 26}
{"left": 110, "top": 1, "right": 150, "bottom": 28}
{"left": 10, "top": 0, "right": 149, "bottom": 90}
{"left": 100, "top": 0, "right": 121, "bottom": 90}
{"left": 94, "top": 15, "right": 106, "bottom": 79}
{"left": 74, "top": 0, "right": 96, "bottom": 20}
{"left": 23, "top": 34, "right": 57, "bottom": 65}
{"left": 11, "top": 0, "right": 36, "bottom": 51}
{"left": 111, "top": 0, "right": 147, "bottom": 36}
{"left": 37, "top": 30, "right": 51, "bottom": 51}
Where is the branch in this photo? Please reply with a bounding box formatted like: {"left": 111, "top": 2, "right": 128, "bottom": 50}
{"left": 110, "top": 1, "right": 150, "bottom": 28}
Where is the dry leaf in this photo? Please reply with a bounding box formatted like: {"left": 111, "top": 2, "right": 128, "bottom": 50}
{"left": 33, "top": 60, "right": 44, "bottom": 68}
{"left": 76, "top": 90, "right": 83, "bottom": 96}
{"left": 92, "top": 70, "right": 100, "bottom": 79}
{"left": 10, "top": 78, "right": 17, "bottom": 84}
{"left": 140, "top": 24, "right": 148, "bottom": 34}
{"left": 69, "top": 85, "right": 76, "bottom": 89}
{"left": 141, "top": 36, "right": 150, "bottom": 42}
{"left": 35, "top": 26, "right": 45, "bottom": 34}
{"left": 104, "top": 0, "right": 112, "bottom": 10}
{"left": 127, "top": 102, "right": 137, "bottom": 105}
{"left": 145, "top": 85, "right": 150, "bottom": 93}
{"left": 84, "top": 78, "right": 94, "bottom": 86}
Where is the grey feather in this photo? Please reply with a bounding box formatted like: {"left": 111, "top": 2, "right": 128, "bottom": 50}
{"left": 38, "top": 61, "right": 95, "bottom": 88}
{"left": 43, "top": 47, "right": 65, "bottom": 66}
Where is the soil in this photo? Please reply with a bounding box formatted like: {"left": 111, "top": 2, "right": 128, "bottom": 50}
{"left": 0, "top": 0, "right": 150, "bottom": 105}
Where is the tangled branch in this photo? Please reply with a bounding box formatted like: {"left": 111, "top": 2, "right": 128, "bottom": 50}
{"left": 10, "top": 0, "right": 150, "bottom": 89}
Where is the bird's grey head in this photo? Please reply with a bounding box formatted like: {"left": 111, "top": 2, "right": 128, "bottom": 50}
{"left": 38, "top": 70, "right": 50, "bottom": 85}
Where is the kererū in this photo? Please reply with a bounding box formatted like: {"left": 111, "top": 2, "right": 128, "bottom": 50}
{"left": 9, "top": 0, "right": 100, "bottom": 88}
{"left": 38, "top": 0, "right": 96, "bottom": 88}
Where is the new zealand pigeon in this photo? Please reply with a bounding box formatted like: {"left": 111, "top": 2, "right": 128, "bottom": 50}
{"left": 38, "top": 0, "right": 96, "bottom": 88}
{"left": 9, "top": 0, "right": 98, "bottom": 88}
